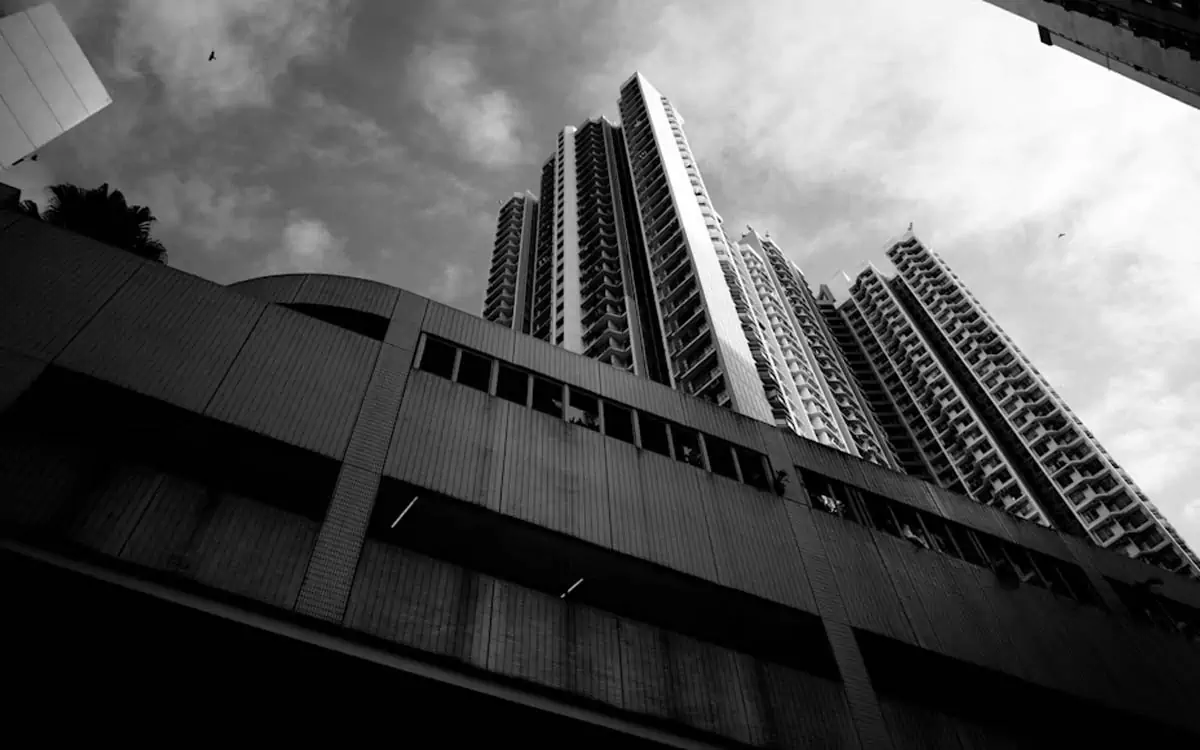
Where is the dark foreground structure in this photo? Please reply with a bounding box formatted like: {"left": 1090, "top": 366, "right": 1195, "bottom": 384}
{"left": 1, "top": 187, "right": 1199, "bottom": 747}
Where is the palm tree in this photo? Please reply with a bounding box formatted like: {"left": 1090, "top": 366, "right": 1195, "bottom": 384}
{"left": 40, "top": 183, "right": 168, "bottom": 263}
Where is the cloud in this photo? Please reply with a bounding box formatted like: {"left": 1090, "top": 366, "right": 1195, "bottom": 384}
{"left": 264, "top": 213, "right": 350, "bottom": 275}
{"left": 408, "top": 43, "right": 523, "bottom": 167}
{"left": 110, "top": 0, "right": 351, "bottom": 119}
{"left": 426, "top": 262, "right": 475, "bottom": 304}
{"left": 138, "top": 171, "right": 276, "bottom": 252}
{"left": 287, "top": 91, "right": 409, "bottom": 171}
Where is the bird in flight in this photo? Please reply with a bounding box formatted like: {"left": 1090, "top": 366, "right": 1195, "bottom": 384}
{"left": 1057, "top": 233, "right": 1066, "bottom": 238}
{"left": 208, "top": 50, "right": 216, "bottom": 61}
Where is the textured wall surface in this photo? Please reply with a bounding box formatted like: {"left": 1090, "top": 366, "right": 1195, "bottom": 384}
{"left": 3, "top": 209, "right": 1199, "bottom": 747}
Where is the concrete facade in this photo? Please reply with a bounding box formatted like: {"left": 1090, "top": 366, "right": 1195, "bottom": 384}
{"left": 2, "top": 202, "right": 1200, "bottom": 746}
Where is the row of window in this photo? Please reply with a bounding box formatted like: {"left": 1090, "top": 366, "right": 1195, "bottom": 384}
{"left": 1107, "top": 578, "right": 1200, "bottom": 642}
{"left": 801, "top": 468, "right": 1103, "bottom": 607}
{"left": 417, "top": 335, "right": 775, "bottom": 491}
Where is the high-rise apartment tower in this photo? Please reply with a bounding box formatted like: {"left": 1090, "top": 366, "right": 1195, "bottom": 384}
{"left": 829, "top": 230, "right": 1200, "bottom": 577}
{"left": 483, "top": 73, "right": 898, "bottom": 465}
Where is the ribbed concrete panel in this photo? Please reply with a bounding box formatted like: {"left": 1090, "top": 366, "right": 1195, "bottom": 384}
{"left": 1102, "top": 618, "right": 1199, "bottom": 729}
{"left": 206, "top": 306, "right": 377, "bottom": 458}
{"left": 511, "top": 332, "right": 601, "bottom": 391}
{"left": 385, "top": 373, "right": 508, "bottom": 510}
{"left": 986, "top": 508, "right": 1071, "bottom": 560}
{"left": 855, "top": 461, "right": 939, "bottom": 516}
{"left": 764, "top": 663, "right": 861, "bottom": 750}
{"left": 965, "top": 570, "right": 1051, "bottom": 687}
{"left": 810, "top": 514, "right": 915, "bottom": 644}
{"left": 487, "top": 580, "right": 567, "bottom": 690}
{"left": 385, "top": 290, "right": 428, "bottom": 351}
{"left": 700, "top": 474, "right": 816, "bottom": 613}
{"left": 617, "top": 617, "right": 671, "bottom": 719}
{"left": 188, "top": 493, "right": 317, "bottom": 610}
{"left": 664, "top": 633, "right": 752, "bottom": 743}
{"left": 293, "top": 463, "right": 379, "bottom": 622}
{"left": 870, "top": 538, "right": 942, "bottom": 653}
{"left": 921, "top": 483, "right": 1014, "bottom": 543}
{"left": 422, "top": 301, "right": 515, "bottom": 360}
{"left": 57, "top": 268, "right": 266, "bottom": 412}
{"left": 825, "top": 619, "right": 893, "bottom": 750}
{"left": 605, "top": 440, "right": 651, "bottom": 560}
{"left": 729, "top": 653, "right": 772, "bottom": 747}
{"left": 677, "top": 395, "right": 770, "bottom": 455}
{"left": 0, "top": 348, "right": 44, "bottom": 411}
{"left": 342, "top": 344, "right": 412, "bottom": 474}
{"left": 567, "top": 605, "right": 624, "bottom": 710}
{"left": 636, "top": 451, "right": 718, "bottom": 581}
{"left": 783, "top": 502, "right": 850, "bottom": 624}
{"left": 500, "top": 407, "right": 611, "bottom": 547}
{"left": 0, "top": 218, "right": 143, "bottom": 361}
{"left": 0, "top": 433, "right": 87, "bottom": 528}
{"left": 67, "top": 464, "right": 165, "bottom": 557}
{"left": 294, "top": 274, "right": 399, "bottom": 318}
{"left": 120, "top": 474, "right": 211, "bottom": 570}
{"left": 345, "top": 543, "right": 487, "bottom": 661}
{"left": 226, "top": 275, "right": 305, "bottom": 304}
{"left": 879, "top": 699, "right": 968, "bottom": 750}
{"left": 597, "top": 361, "right": 690, "bottom": 425}
{"left": 879, "top": 536, "right": 1001, "bottom": 672}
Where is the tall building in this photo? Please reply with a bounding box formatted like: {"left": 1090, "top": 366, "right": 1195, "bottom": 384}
{"left": 482, "top": 192, "right": 537, "bottom": 332}
{"left": 483, "top": 73, "right": 897, "bottom": 463}
{"left": 982, "top": 0, "right": 1200, "bottom": 111}
{"left": 0, "top": 3, "right": 111, "bottom": 169}
{"left": 735, "top": 228, "right": 898, "bottom": 469}
{"left": 829, "top": 229, "right": 1200, "bottom": 578}
{"left": 4, "top": 191, "right": 1200, "bottom": 744}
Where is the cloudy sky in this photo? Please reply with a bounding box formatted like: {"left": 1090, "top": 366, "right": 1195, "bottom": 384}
{"left": 3, "top": 0, "right": 1199, "bottom": 550}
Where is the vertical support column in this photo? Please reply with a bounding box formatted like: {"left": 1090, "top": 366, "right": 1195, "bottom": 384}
{"left": 824, "top": 619, "right": 894, "bottom": 750}
{"left": 294, "top": 292, "right": 426, "bottom": 622}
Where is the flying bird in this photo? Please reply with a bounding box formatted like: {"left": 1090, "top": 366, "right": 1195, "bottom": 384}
{"left": 208, "top": 50, "right": 216, "bottom": 61}
{"left": 1057, "top": 232, "right": 1066, "bottom": 238}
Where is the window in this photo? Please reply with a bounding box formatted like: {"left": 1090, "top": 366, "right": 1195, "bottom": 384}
{"left": 673, "top": 425, "right": 705, "bottom": 468}
{"left": 863, "top": 493, "right": 900, "bottom": 537}
{"left": 496, "top": 364, "right": 529, "bottom": 406}
{"left": 455, "top": 350, "right": 492, "bottom": 392}
{"left": 603, "top": 402, "right": 634, "bottom": 444}
{"left": 418, "top": 337, "right": 456, "bottom": 379}
{"left": 736, "top": 447, "right": 770, "bottom": 490}
{"left": 532, "top": 377, "right": 564, "bottom": 418}
{"left": 892, "top": 504, "right": 932, "bottom": 550}
{"left": 921, "top": 514, "right": 956, "bottom": 557}
{"left": 706, "top": 436, "right": 739, "bottom": 480}
{"left": 639, "top": 412, "right": 671, "bottom": 457}
{"left": 566, "top": 389, "right": 600, "bottom": 431}
{"left": 947, "top": 524, "right": 987, "bottom": 567}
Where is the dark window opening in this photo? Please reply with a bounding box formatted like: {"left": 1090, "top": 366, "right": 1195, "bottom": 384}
{"left": 639, "top": 412, "right": 671, "bottom": 457}
{"left": 892, "top": 503, "right": 932, "bottom": 550}
{"left": 531, "top": 377, "right": 564, "bottom": 418}
{"left": 495, "top": 364, "right": 529, "bottom": 406}
{"left": 706, "top": 436, "right": 739, "bottom": 480}
{"left": 672, "top": 425, "right": 705, "bottom": 468}
{"left": 418, "top": 337, "right": 456, "bottom": 379}
{"left": 863, "top": 493, "right": 900, "bottom": 537}
{"left": 455, "top": 350, "right": 492, "bottom": 392}
{"left": 736, "top": 447, "right": 770, "bottom": 490}
{"left": 565, "top": 389, "right": 600, "bottom": 431}
{"left": 602, "top": 402, "right": 634, "bottom": 444}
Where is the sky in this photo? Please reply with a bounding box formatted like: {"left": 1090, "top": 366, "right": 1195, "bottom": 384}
{"left": 2, "top": 0, "right": 1199, "bottom": 551}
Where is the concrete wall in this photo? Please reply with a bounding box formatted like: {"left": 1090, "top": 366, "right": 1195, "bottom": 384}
{"left": 2, "top": 209, "right": 1199, "bottom": 746}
